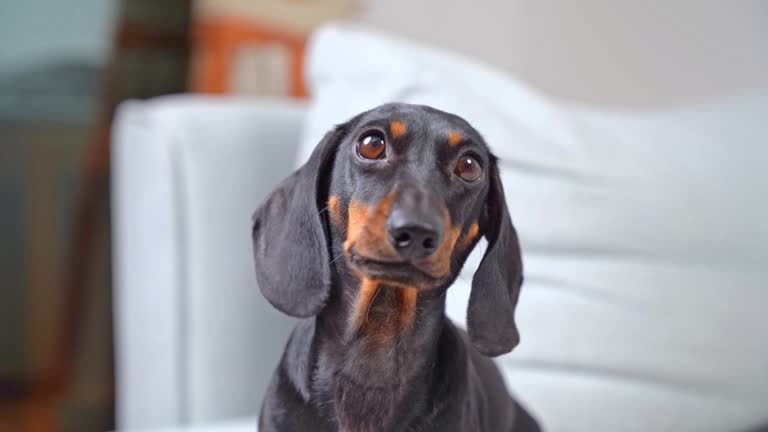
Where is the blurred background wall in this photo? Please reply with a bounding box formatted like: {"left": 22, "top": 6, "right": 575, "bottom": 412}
{"left": 359, "top": 1, "right": 768, "bottom": 106}
{"left": 0, "top": 0, "right": 116, "bottom": 76}
{"left": 1, "top": 1, "right": 189, "bottom": 430}
{"left": 201, "top": 0, "right": 768, "bottom": 105}
{"left": 1, "top": 1, "right": 117, "bottom": 430}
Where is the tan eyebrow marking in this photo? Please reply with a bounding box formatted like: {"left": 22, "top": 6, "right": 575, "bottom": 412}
{"left": 390, "top": 120, "right": 407, "bottom": 138}
{"left": 447, "top": 131, "right": 464, "bottom": 146}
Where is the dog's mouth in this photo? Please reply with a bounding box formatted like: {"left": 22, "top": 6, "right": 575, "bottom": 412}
{"left": 347, "top": 250, "right": 443, "bottom": 288}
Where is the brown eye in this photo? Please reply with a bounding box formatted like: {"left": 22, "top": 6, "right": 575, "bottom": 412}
{"left": 455, "top": 155, "right": 482, "bottom": 182}
{"left": 357, "top": 131, "right": 386, "bottom": 160}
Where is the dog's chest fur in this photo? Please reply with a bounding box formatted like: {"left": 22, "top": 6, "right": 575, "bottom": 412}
{"left": 312, "top": 285, "right": 445, "bottom": 432}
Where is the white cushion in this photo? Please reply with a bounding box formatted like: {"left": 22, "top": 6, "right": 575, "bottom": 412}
{"left": 299, "top": 24, "right": 768, "bottom": 432}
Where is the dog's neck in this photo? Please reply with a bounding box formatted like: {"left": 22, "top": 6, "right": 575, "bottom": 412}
{"left": 312, "top": 257, "right": 450, "bottom": 432}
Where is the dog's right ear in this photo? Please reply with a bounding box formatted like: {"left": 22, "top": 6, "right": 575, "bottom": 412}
{"left": 251, "top": 124, "right": 350, "bottom": 317}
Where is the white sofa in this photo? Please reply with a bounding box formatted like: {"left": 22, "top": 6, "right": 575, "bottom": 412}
{"left": 112, "top": 25, "right": 768, "bottom": 432}
{"left": 112, "top": 98, "right": 305, "bottom": 431}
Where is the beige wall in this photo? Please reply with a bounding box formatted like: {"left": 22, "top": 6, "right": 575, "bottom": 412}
{"left": 358, "top": 1, "right": 768, "bottom": 107}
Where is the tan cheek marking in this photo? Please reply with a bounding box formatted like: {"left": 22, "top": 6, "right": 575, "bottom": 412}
{"left": 424, "top": 210, "right": 462, "bottom": 277}
{"left": 344, "top": 200, "right": 370, "bottom": 252}
{"left": 371, "top": 192, "right": 396, "bottom": 225}
{"left": 353, "top": 192, "right": 398, "bottom": 257}
{"left": 390, "top": 120, "right": 407, "bottom": 138}
{"left": 447, "top": 131, "right": 463, "bottom": 146}
{"left": 459, "top": 222, "right": 480, "bottom": 250}
{"left": 327, "top": 195, "right": 342, "bottom": 226}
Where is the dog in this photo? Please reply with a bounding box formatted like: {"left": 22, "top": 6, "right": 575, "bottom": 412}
{"left": 252, "top": 103, "right": 540, "bottom": 431}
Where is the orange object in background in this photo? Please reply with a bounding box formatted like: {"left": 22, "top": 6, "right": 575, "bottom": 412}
{"left": 189, "top": 0, "right": 355, "bottom": 97}
{"left": 191, "top": 17, "right": 307, "bottom": 97}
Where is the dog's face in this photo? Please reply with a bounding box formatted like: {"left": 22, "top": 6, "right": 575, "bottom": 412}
{"left": 326, "top": 104, "right": 489, "bottom": 290}
{"left": 253, "top": 103, "right": 524, "bottom": 356}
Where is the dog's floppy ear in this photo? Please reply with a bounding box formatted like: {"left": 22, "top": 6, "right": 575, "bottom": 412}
{"left": 251, "top": 125, "right": 348, "bottom": 317}
{"left": 467, "top": 159, "right": 524, "bottom": 356}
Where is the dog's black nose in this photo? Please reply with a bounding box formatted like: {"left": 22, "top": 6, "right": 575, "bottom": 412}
{"left": 387, "top": 208, "right": 443, "bottom": 260}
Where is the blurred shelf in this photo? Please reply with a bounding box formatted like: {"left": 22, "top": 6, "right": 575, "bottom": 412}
{"left": 0, "top": 63, "right": 104, "bottom": 125}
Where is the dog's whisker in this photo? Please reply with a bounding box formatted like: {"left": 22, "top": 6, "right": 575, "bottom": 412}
{"left": 365, "top": 285, "right": 384, "bottom": 324}
{"left": 329, "top": 251, "right": 346, "bottom": 265}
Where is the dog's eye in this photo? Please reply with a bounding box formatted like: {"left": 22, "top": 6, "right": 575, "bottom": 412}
{"left": 357, "top": 131, "right": 386, "bottom": 160}
{"left": 455, "top": 155, "right": 482, "bottom": 182}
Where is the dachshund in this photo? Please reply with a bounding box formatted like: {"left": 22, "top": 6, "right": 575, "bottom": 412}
{"left": 252, "top": 103, "right": 540, "bottom": 432}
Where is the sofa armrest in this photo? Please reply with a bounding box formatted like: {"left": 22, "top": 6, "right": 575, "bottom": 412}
{"left": 111, "top": 96, "right": 305, "bottom": 430}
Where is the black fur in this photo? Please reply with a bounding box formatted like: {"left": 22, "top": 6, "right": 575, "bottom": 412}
{"left": 252, "top": 103, "right": 540, "bottom": 431}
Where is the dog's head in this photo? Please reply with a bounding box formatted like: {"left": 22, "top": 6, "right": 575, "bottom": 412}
{"left": 252, "top": 103, "right": 523, "bottom": 356}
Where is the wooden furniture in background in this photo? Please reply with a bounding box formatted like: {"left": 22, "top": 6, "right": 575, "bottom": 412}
{"left": 190, "top": 0, "right": 356, "bottom": 97}
{"left": 191, "top": 17, "right": 307, "bottom": 97}
{"left": 0, "top": 2, "right": 192, "bottom": 431}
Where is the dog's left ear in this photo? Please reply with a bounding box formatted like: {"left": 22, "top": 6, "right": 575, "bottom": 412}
{"left": 251, "top": 125, "right": 348, "bottom": 317}
{"left": 467, "top": 159, "right": 524, "bottom": 356}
